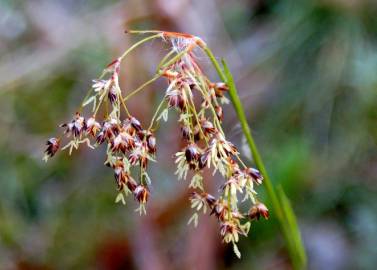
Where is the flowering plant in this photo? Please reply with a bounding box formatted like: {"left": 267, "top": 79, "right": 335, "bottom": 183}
{"left": 44, "top": 30, "right": 269, "bottom": 257}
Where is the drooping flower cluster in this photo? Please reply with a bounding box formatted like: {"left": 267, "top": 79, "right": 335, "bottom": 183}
{"left": 44, "top": 30, "right": 268, "bottom": 257}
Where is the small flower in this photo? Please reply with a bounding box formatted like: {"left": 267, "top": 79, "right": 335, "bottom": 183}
{"left": 146, "top": 132, "right": 156, "bottom": 154}
{"left": 113, "top": 161, "right": 128, "bottom": 189}
{"left": 189, "top": 192, "right": 216, "bottom": 212}
{"left": 210, "top": 200, "right": 229, "bottom": 222}
{"left": 244, "top": 167, "right": 263, "bottom": 185}
{"left": 111, "top": 133, "right": 128, "bottom": 153}
{"left": 185, "top": 144, "right": 200, "bottom": 162}
{"left": 130, "top": 117, "right": 142, "bottom": 131}
{"left": 213, "top": 82, "right": 229, "bottom": 98}
{"left": 92, "top": 79, "right": 108, "bottom": 92}
{"left": 220, "top": 221, "right": 247, "bottom": 243}
{"left": 181, "top": 125, "right": 191, "bottom": 140}
{"left": 174, "top": 151, "right": 190, "bottom": 180}
{"left": 86, "top": 117, "right": 101, "bottom": 136}
{"left": 200, "top": 119, "right": 216, "bottom": 135}
{"left": 166, "top": 89, "right": 185, "bottom": 110}
{"left": 202, "top": 192, "right": 216, "bottom": 208}
{"left": 96, "top": 118, "right": 119, "bottom": 144}
{"left": 108, "top": 86, "right": 118, "bottom": 104}
{"left": 220, "top": 177, "right": 243, "bottom": 198}
{"left": 198, "top": 151, "right": 209, "bottom": 169}
{"left": 44, "top": 137, "right": 60, "bottom": 160}
{"left": 96, "top": 131, "right": 106, "bottom": 145}
{"left": 248, "top": 203, "right": 269, "bottom": 220}
{"left": 123, "top": 116, "right": 142, "bottom": 134}
{"left": 189, "top": 192, "right": 208, "bottom": 212}
{"left": 134, "top": 185, "right": 150, "bottom": 204}
{"left": 60, "top": 113, "right": 87, "bottom": 138}
{"left": 129, "top": 142, "right": 149, "bottom": 169}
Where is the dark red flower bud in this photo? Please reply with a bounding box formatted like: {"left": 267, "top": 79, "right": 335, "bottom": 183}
{"left": 130, "top": 117, "right": 142, "bottom": 131}
{"left": 134, "top": 185, "right": 150, "bottom": 204}
{"left": 198, "top": 152, "right": 209, "bottom": 169}
{"left": 248, "top": 203, "right": 269, "bottom": 220}
{"left": 201, "top": 119, "right": 216, "bottom": 135}
{"left": 185, "top": 144, "right": 200, "bottom": 162}
{"left": 244, "top": 167, "right": 263, "bottom": 185}
{"left": 213, "top": 82, "right": 229, "bottom": 97}
{"left": 45, "top": 138, "right": 60, "bottom": 158}
{"left": 202, "top": 192, "right": 216, "bottom": 208}
{"left": 86, "top": 117, "right": 101, "bottom": 137}
{"left": 129, "top": 151, "right": 141, "bottom": 166}
{"left": 114, "top": 162, "right": 128, "bottom": 189}
{"left": 60, "top": 113, "right": 86, "bottom": 138}
{"left": 166, "top": 89, "right": 185, "bottom": 110}
{"left": 96, "top": 131, "right": 106, "bottom": 145}
{"left": 108, "top": 86, "right": 117, "bottom": 104}
{"left": 111, "top": 134, "right": 128, "bottom": 154}
{"left": 181, "top": 126, "right": 191, "bottom": 140}
{"left": 98, "top": 119, "right": 119, "bottom": 143}
{"left": 147, "top": 133, "right": 156, "bottom": 154}
{"left": 210, "top": 201, "right": 229, "bottom": 222}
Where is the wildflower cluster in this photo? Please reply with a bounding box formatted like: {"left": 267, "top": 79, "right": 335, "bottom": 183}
{"left": 44, "top": 30, "right": 268, "bottom": 257}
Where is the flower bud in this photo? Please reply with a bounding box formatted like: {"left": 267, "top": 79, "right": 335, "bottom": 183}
{"left": 45, "top": 138, "right": 60, "bottom": 158}
{"left": 248, "top": 203, "right": 269, "bottom": 220}
{"left": 134, "top": 185, "right": 150, "bottom": 204}
{"left": 147, "top": 133, "right": 156, "bottom": 154}
{"left": 86, "top": 117, "right": 101, "bottom": 136}
{"left": 244, "top": 167, "right": 263, "bottom": 185}
{"left": 185, "top": 144, "right": 200, "bottom": 162}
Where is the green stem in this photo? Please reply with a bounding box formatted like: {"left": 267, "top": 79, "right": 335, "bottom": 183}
{"left": 203, "top": 46, "right": 307, "bottom": 270}
{"left": 123, "top": 75, "right": 160, "bottom": 101}
{"left": 148, "top": 98, "right": 165, "bottom": 131}
{"left": 120, "top": 34, "right": 161, "bottom": 61}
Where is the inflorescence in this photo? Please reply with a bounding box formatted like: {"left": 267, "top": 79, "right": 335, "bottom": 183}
{"left": 44, "top": 30, "right": 269, "bottom": 257}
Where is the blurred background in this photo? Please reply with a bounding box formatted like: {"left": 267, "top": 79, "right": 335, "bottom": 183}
{"left": 1, "top": 0, "right": 377, "bottom": 269}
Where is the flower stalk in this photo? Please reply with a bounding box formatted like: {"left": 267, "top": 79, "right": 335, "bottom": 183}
{"left": 202, "top": 46, "right": 307, "bottom": 269}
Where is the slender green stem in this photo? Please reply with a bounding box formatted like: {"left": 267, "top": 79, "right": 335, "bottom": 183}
{"left": 123, "top": 75, "right": 160, "bottom": 101}
{"left": 120, "top": 92, "right": 131, "bottom": 117}
{"left": 120, "top": 34, "right": 161, "bottom": 61}
{"left": 148, "top": 98, "right": 166, "bottom": 130}
{"left": 156, "top": 49, "right": 176, "bottom": 73}
{"left": 202, "top": 45, "right": 307, "bottom": 270}
{"left": 160, "top": 49, "right": 189, "bottom": 69}
{"left": 79, "top": 70, "right": 107, "bottom": 112}
{"left": 122, "top": 49, "right": 189, "bottom": 104}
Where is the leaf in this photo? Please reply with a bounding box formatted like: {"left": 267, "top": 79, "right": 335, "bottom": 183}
{"left": 277, "top": 186, "right": 307, "bottom": 269}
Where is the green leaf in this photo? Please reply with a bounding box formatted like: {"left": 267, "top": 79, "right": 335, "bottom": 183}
{"left": 277, "top": 186, "right": 307, "bottom": 269}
